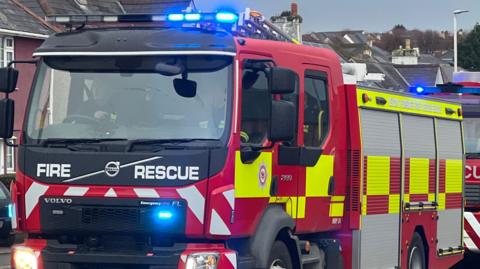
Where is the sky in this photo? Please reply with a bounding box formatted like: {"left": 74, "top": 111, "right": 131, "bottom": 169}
{"left": 195, "top": 0, "right": 480, "bottom": 33}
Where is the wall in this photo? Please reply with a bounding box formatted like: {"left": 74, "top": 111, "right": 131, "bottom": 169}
{"left": 11, "top": 37, "right": 44, "bottom": 135}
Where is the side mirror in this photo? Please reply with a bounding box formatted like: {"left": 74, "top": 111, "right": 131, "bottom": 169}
{"left": 269, "top": 67, "right": 297, "bottom": 94}
{"left": 0, "top": 99, "right": 14, "bottom": 139}
{"left": 0, "top": 68, "right": 19, "bottom": 94}
{"left": 174, "top": 78, "right": 197, "bottom": 98}
{"left": 269, "top": 100, "right": 295, "bottom": 142}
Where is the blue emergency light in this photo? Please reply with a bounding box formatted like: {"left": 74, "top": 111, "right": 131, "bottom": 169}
{"left": 215, "top": 12, "right": 239, "bottom": 23}
{"left": 410, "top": 84, "right": 480, "bottom": 95}
{"left": 167, "top": 14, "right": 185, "bottom": 22}
{"left": 157, "top": 210, "right": 173, "bottom": 220}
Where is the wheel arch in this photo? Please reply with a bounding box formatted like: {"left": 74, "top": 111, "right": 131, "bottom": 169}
{"left": 413, "top": 226, "right": 429, "bottom": 268}
{"left": 249, "top": 204, "right": 296, "bottom": 268}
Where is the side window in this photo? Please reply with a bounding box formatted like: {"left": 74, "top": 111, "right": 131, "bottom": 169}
{"left": 304, "top": 70, "right": 329, "bottom": 147}
{"left": 241, "top": 67, "right": 271, "bottom": 145}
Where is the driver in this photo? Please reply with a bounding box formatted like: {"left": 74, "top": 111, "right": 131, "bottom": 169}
{"left": 87, "top": 80, "right": 118, "bottom": 123}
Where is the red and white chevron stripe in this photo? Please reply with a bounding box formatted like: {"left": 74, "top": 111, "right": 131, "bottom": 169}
{"left": 464, "top": 211, "right": 480, "bottom": 253}
{"left": 24, "top": 180, "right": 207, "bottom": 235}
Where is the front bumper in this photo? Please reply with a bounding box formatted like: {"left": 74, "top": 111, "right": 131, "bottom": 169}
{"left": 13, "top": 239, "right": 238, "bottom": 269}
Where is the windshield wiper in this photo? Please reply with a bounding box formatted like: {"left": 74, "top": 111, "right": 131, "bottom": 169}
{"left": 40, "top": 138, "right": 128, "bottom": 147}
{"left": 127, "top": 139, "right": 218, "bottom": 152}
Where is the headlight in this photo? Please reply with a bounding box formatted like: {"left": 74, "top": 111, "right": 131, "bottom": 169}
{"left": 13, "top": 247, "right": 38, "bottom": 269}
{"left": 185, "top": 252, "right": 219, "bottom": 269}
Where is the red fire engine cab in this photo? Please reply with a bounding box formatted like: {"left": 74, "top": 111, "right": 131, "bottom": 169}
{"left": 0, "top": 10, "right": 465, "bottom": 269}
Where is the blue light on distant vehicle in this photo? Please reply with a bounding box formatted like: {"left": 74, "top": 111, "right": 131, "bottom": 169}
{"left": 415, "top": 86, "right": 425, "bottom": 94}
{"left": 168, "top": 14, "right": 185, "bottom": 22}
{"left": 185, "top": 13, "right": 201, "bottom": 22}
{"left": 216, "top": 12, "right": 238, "bottom": 23}
{"left": 157, "top": 211, "right": 173, "bottom": 220}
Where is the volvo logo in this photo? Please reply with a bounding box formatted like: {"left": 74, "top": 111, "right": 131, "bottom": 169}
{"left": 44, "top": 198, "right": 73, "bottom": 204}
{"left": 105, "top": 161, "right": 120, "bottom": 177}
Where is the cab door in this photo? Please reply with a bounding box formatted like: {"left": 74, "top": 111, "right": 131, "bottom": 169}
{"left": 278, "top": 66, "right": 337, "bottom": 232}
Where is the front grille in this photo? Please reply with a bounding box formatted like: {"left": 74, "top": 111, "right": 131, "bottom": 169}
{"left": 466, "top": 183, "right": 480, "bottom": 207}
{"left": 81, "top": 207, "right": 143, "bottom": 232}
{"left": 40, "top": 197, "right": 186, "bottom": 235}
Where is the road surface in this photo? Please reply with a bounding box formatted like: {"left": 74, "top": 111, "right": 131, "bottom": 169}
{"left": 0, "top": 247, "right": 9, "bottom": 269}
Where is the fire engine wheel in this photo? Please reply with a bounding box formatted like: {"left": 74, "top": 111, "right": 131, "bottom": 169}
{"left": 408, "top": 233, "right": 426, "bottom": 269}
{"left": 268, "top": 241, "right": 293, "bottom": 269}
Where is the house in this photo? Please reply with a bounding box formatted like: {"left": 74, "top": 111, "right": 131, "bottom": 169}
{"left": 18, "top": 0, "right": 191, "bottom": 16}
{"left": 0, "top": 0, "right": 56, "bottom": 175}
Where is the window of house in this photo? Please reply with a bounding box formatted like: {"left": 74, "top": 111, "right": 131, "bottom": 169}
{"left": 2, "top": 37, "right": 14, "bottom": 67}
{"left": 6, "top": 139, "right": 15, "bottom": 171}
{"left": 1, "top": 37, "right": 14, "bottom": 67}
{"left": 240, "top": 67, "right": 271, "bottom": 146}
{"left": 0, "top": 138, "right": 16, "bottom": 174}
{"left": 304, "top": 70, "right": 329, "bottom": 147}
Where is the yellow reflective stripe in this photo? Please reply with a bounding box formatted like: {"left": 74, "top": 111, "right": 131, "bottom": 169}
{"left": 269, "top": 196, "right": 306, "bottom": 219}
{"left": 269, "top": 197, "right": 290, "bottom": 203}
{"left": 329, "top": 202, "right": 344, "bottom": 217}
{"left": 297, "top": 197, "right": 306, "bottom": 219}
{"left": 438, "top": 193, "right": 446, "bottom": 210}
{"left": 331, "top": 196, "right": 345, "bottom": 202}
{"left": 306, "top": 155, "right": 334, "bottom": 197}
{"left": 356, "top": 88, "right": 462, "bottom": 120}
{"left": 366, "top": 156, "right": 390, "bottom": 195}
{"left": 428, "top": 193, "right": 435, "bottom": 202}
{"left": 404, "top": 194, "right": 410, "bottom": 203}
{"left": 446, "top": 159, "right": 463, "bottom": 193}
{"left": 409, "top": 158, "right": 429, "bottom": 195}
{"left": 362, "top": 195, "right": 367, "bottom": 215}
{"left": 389, "top": 194, "right": 400, "bottom": 214}
{"left": 234, "top": 151, "right": 272, "bottom": 198}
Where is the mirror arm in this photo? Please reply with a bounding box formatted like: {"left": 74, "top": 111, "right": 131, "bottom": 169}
{"left": 8, "top": 60, "right": 37, "bottom": 68}
{"left": 4, "top": 138, "right": 18, "bottom": 148}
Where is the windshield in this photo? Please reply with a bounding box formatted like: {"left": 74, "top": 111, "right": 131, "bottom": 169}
{"left": 25, "top": 55, "right": 233, "bottom": 145}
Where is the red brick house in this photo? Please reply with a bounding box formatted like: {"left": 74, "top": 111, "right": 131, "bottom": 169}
{"left": 0, "top": 0, "right": 56, "bottom": 175}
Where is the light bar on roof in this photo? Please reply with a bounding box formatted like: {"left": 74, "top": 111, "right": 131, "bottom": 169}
{"left": 410, "top": 85, "right": 480, "bottom": 95}
{"left": 46, "top": 11, "right": 239, "bottom": 25}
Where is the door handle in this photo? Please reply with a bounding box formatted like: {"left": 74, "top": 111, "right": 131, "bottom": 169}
{"left": 328, "top": 176, "right": 335, "bottom": 196}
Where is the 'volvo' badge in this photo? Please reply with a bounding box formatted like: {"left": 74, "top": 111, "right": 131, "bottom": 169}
{"left": 105, "top": 161, "right": 120, "bottom": 177}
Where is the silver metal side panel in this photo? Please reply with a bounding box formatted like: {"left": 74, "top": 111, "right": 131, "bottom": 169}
{"left": 402, "top": 115, "right": 435, "bottom": 158}
{"left": 437, "top": 209, "right": 463, "bottom": 250}
{"left": 436, "top": 119, "right": 462, "bottom": 159}
{"left": 359, "top": 214, "right": 400, "bottom": 269}
{"left": 360, "top": 109, "right": 400, "bottom": 157}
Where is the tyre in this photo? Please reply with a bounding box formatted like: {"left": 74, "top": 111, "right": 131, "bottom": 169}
{"left": 408, "top": 232, "right": 426, "bottom": 269}
{"left": 267, "top": 241, "right": 293, "bottom": 269}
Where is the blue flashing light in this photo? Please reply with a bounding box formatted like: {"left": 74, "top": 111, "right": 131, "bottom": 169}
{"left": 168, "top": 14, "right": 185, "bottom": 22}
{"left": 415, "top": 86, "right": 425, "bottom": 94}
{"left": 215, "top": 12, "right": 238, "bottom": 23}
{"left": 157, "top": 211, "right": 173, "bottom": 220}
{"left": 185, "top": 13, "right": 201, "bottom": 22}
{"left": 7, "top": 204, "right": 13, "bottom": 218}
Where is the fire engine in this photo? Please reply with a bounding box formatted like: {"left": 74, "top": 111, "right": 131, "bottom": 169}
{"left": 410, "top": 73, "right": 480, "bottom": 256}
{"left": 0, "top": 9, "right": 464, "bottom": 269}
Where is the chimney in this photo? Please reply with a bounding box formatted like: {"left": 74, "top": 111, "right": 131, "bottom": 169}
{"left": 291, "top": 3, "right": 298, "bottom": 17}
{"left": 405, "top": 38, "right": 411, "bottom": 50}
